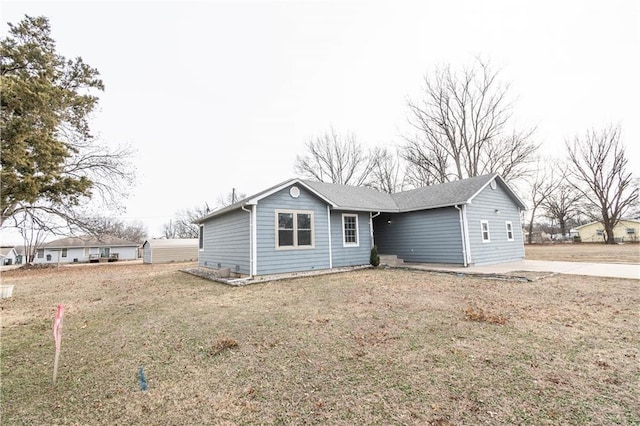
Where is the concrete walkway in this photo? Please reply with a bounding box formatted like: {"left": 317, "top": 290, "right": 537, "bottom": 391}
{"left": 405, "top": 260, "right": 640, "bottom": 280}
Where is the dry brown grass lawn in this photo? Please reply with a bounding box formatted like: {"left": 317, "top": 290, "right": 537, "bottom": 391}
{"left": 526, "top": 242, "right": 640, "bottom": 264}
{"left": 1, "top": 262, "right": 638, "bottom": 425}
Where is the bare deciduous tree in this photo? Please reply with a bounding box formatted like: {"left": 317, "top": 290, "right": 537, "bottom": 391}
{"left": 163, "top": 205, "right": 210, "bottom": 239}
{"left": 294, "top": 128, "right": 374, "bottom": 186}
{"left": 216, "top": 189, "right": 246, "bottom": 207}
{"left": 87, "top": 216, "right": 148, "bottom": 243}
{"left": 367, "top": 146, "right": 405, "bottom": 193}
{"left": 403, "top": 59, "right": 538, "bottom": 184}
{"left": 565, "top": 125, "right": 639, "bottom": 244}
{"left": 526, "top": 158, "right": 562, "bottom": 244}
{"left": 543, "top": 179, "right": 584, "bottom": 239}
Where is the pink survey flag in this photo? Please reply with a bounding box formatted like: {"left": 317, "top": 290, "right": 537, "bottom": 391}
{"left": 52, "top": 304, "right": 64, "bottom": 384}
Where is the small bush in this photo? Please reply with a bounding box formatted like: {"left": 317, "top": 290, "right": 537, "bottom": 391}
{"left": 370, "top": 245, "right": 380, "bottom": 267}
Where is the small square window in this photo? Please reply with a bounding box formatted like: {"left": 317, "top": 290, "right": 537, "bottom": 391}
{"left": 275, "top": 210, "right": 314, "bottom": 249}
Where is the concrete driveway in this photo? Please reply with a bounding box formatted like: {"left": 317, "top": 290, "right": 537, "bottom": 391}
{"left": 406, "top": 260, "right": 640, "bottom": 280}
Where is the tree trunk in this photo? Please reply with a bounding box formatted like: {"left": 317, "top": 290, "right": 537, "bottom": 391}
{"left": 604, "top": 223, "right": 616, "bottom": 244}
{"left": 559, "top": 218, "right": 567, "bottom": 239}
{"left": 527, "top": 207, "right": 537, "bottom": 244}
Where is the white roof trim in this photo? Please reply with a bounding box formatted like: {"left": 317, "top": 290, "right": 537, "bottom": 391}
{"left": 246, "top": 179, "right": 337, "bottom": 207}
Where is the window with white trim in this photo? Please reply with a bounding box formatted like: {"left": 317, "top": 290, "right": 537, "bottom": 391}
{"left": 62, "top": 248, "right": 68, "bottom": 258}
{"left": 199, "top": 224, "right": 204, "bottom": 250}
{"left": 505, "top": 221, "right": 514, "bottom": 241}
{"left": 481, "top": 220, "right": 490, "bottom": 243}
{"left": 275, "top": 210, "right": 314, "bottom": 249}
{"left": 37, "top": 249, "right": 44, "bottom": 258}
{"left": 342, "top": 213, "right": 359, "bottom": 246}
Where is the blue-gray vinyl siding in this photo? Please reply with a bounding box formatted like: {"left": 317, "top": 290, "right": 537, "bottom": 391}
{"left": 199, "top": 209, "right": 250, "bottom": 274}
{"left": 255, "top": 185, "right": 331, "bottom": 275}
{"left": 465, "top": 182, "right": 525, "bottom": 265}
{"left": 374, "top": 208, "right": 464, "bottom": 264}
{"left": 330, "top": 210, "right": 372, "bottom": 268}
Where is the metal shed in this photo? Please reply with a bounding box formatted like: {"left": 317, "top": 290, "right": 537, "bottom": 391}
{"left": 142, "top": 239, "right": 199, "bottom": 264}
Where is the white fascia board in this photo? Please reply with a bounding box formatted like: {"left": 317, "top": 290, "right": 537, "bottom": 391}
{"left": 247, "top": 179, "right": 337, "bottom": 208}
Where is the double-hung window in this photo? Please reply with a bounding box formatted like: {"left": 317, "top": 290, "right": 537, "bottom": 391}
{"left": 481, "top": 220, "right": 490, "bottom": 243}
{"left": 505, "top": 221, "right": 514, "bottom": 241}
{"left": 342, "top": 214, "right": 359, "bottom": 246}
{"left": 276, "top": 210, "right": 314, "bottom": 249}
{"left": 199, "top": 225, "right": 204, "bottom": 250}
{"left": 62, "top": 248, "right": 68, "bottom": 258}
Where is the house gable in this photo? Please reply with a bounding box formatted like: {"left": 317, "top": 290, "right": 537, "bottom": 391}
{"left": 255, "top": 183, "right": 331, "bottom": 275}
{"left": 465, "top": 180, "right": 525, "bottom": 265}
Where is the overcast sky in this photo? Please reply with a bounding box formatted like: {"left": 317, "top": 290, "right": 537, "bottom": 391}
{"left": 1, "top": 0, "right": 639, "bottom": 241}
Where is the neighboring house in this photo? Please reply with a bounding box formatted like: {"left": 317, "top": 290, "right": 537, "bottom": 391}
{"left": 14, "top": 246, "right": 25, "bottom": 264}
{"left": 142, "top": 239, "right": 198, "bottom": 264}
{"left": 576, "top": 219, "right": 640, "bottom": 243}
{"left": 33, "top": 236, "right": 139, "bottom": 264}
{"left": 0, "top": 247, "right": 18, "bottom": 265}
{"left": 195, "top": 173, "right": 526, "bottom": 277}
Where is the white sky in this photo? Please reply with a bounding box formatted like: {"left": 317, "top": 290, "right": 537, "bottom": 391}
{"left": 1, "top": 0, "right": 639, "bottom": 241}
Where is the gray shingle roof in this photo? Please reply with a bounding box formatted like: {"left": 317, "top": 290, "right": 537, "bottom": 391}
{"left": 195, "top": 173, "right": 525, "bottom": 222}
{"left": 301, "top": 180, "right": 399, "bottom": 212}
{"left": 44, "top": 236, "right": 139, "bottom": 248}
{"left": 393, "top": 173, "right": 502, "bottom": 211}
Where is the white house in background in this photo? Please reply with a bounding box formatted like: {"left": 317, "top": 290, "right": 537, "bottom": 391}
{"left": 33, "top": 236, "right": 139, "bottom": 264}
{"left": 142, "top": 239, "right": 198, "bottom": 264}
{"left": 0, "top": 247, "right": 18, "bottom": 265}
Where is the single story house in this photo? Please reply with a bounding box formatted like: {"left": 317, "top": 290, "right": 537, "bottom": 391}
{"left": 33, "top": 236, "right": 139, "bottom": 264}
{"left": 142, "top": 238, "right": 199, "bottom": 264}
{"left": 0, "top": 247, "right": 18, "bottom": 265}
{"left": 195, "top": 173, "right": 526, "bottom": 277}
{"left": 576, "top": 219, "right": 639, "bottom": 243}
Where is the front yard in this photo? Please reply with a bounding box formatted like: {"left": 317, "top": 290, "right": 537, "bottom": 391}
{"left": 1, "top": 262, "right": 638, "bottom": 424}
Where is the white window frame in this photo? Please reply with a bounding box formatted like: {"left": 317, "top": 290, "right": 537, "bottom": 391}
{"left": 199, "top": 224, "right": 204, "bottom": 251}
{"left": 84, "top": 247, "right": 89, "bottom": 257}
{"left": 61, "top": 248, "right": 68, "bottom": 258}
{"left": 342, "top": 213, "right": 359, "bottom": 247}
{"left": 275, "top": 209, "right": 315, "bottom": 250}
{"left": 505, "top": 221, "right": 514, "bottom": 241}
{"left": 481, "top": 220, "right": 491, "bottom": 243}
{"left": 37, "top": 249, "right": 44, "bottom": 258}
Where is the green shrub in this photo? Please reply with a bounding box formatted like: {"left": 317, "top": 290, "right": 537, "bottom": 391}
{"left": 370, "top": 245, "right": 380, "bottom": 267}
